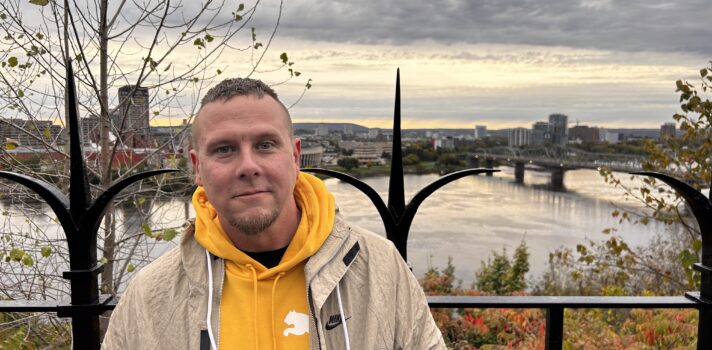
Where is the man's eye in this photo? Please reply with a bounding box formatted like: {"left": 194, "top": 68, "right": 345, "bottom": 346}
{"left": 215, "top": 146, "right": 232, "bottom": 154}
{"left": 258, "top": 142, "right": 274, "bottom": 150}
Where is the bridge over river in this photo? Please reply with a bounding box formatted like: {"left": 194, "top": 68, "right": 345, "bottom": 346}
{"left": 466, "top": 146, "right": 648, "bottom": 190}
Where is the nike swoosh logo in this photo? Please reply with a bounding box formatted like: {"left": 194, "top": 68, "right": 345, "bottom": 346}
{"left": 325, "top": 315, "right": 351, "bottom": 330}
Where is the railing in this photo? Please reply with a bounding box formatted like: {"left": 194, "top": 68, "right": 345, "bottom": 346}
{"left": 0, "top": 65, "right": 709, "bottom": 350}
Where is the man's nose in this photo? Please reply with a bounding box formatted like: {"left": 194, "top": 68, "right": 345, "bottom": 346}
{"left": 237, "top": 150, "right": 260, "bottom": 178}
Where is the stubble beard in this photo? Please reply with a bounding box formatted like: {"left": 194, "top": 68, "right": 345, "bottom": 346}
{"left": 228, "top": 208, "right": 280, "bottom": 236}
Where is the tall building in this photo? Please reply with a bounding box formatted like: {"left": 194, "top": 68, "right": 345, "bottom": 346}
{"left": 508, "top": 128, "right": 530, "bottom": 147}
{"left": 548, "top": 113, "right": 568, "bottom": 145}
{"left": 474, "top": 125, "right": 487, "bottom": 140}
{"left": 660, "top": 122, "right": 676, "bottom": 140}
{"left": 530, "top": 121, "right": 549, "bottom": 145}
{"left": 116, "top": 85, "right": 150, "bottom": 148}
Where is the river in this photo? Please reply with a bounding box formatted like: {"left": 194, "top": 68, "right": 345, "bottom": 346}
{"left": 0, "top": 167, "right": 682, "bottom": 288}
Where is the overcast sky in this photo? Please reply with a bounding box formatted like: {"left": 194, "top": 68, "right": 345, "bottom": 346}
{"left": 11, "top": 0, "right": 706, "bottom": 129}
{"left": 225, "top": 0, "right": 711, "bottom": 129}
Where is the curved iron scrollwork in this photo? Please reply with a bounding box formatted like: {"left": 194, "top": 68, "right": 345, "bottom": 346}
{"left": 0, "top": 60, "right": 177, "bottom": 349}
{"left": 304, "top": 70, "right": 498, "bottom": 261}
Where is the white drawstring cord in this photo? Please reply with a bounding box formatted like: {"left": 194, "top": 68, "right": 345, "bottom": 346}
{"left": 205, "top": 249, "right": 218, "bottom": 350}
{"left": 335, "top": 284, "right": 351, "bottom": 350}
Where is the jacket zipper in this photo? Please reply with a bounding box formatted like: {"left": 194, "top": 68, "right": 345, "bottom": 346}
{"left": 307, "top": 285, "right": 322, "bottom": 350}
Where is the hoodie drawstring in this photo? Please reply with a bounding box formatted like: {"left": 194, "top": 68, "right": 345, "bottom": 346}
{"left": 245, "top": 264, "right": 259, "bottom": 350}
{"left": 205, "top": 249, "right": 218, "bottom": 350}
{"left": 336, "top": 283, "right": 351, "bottom": 350}
{"left": 271, "top": 272, "right": 285, "bottom": 350}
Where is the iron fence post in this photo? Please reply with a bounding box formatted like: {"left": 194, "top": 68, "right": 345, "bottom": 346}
{"left": 545, "top": 307, "right": 564, "bottom": 350}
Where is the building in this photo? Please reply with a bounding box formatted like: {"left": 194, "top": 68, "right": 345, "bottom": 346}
{"left": 115, "top": 85, "right": 150, "bottom": 148}
{"left": 353, "top": 144, "right": 385, "bottom": 165}
{"left": 603, "top": 131, "right": 621, "bottom": 144}
{"left": 474, "top": 125, "right": 487, "bottom": 140}
{"left": 80, "top": 115, "right": 102, "bottom": 144}
{"left": 0, "top": 118, "right": 66, "bottom": 147}
{"left": 508, "top": 128, "right": 530, "bottom": 147}
{"left": 434, "top": 136, "right": 455, "bottom": 150}
{"left": 343, "top": 124, "right": 353, "bottom": 135}
{"left": 315, "top": 123, "right": 329, "bottom": 137}
{"left": 569, "top": 125, "right": 600, "bottom": 144}
{"left": 149, "top": 121, "right": 192, "bottom": 153}
{"left": 300, "top": 145, "right": 324, "bottom": 168}
{"left": 530, "top": 121, "right": 550, "bottom": 145}
{"left": 660, "top": 122, "right": 676, "bottom": 140}
{"left": 548, "top": 113, "right": 568, "bottom": 145}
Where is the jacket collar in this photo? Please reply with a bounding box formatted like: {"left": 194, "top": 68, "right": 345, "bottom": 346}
{"left": 179, "top": 212, "right": 362, "bottom": 311}
{"left": 304, "top": 213, "right": 360, "bottom": 310}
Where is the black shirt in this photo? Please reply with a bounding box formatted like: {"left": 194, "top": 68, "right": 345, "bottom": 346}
{"left": 243, "top": 246, "right": 289, "bottom": 269}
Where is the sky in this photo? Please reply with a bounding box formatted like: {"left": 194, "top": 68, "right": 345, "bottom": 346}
{"left": 218, "top": 0, "right": 711, "bottom": 130}
{"left": 6, "top": 0, "right": 710, "bottom": 130}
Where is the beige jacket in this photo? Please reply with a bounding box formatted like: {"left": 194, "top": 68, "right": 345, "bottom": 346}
{"left": 102, "top": 215, "right": 446, "bottom": 350}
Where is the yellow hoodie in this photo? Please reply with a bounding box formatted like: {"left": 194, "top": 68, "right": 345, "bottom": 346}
{"left": 193, "top": 172, "right": 335, "bottom": 350}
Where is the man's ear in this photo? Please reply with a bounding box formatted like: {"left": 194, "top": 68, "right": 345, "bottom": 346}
{"left": 293, "top": 137, "right": 302, "bottom": 172}
{"left": 190, "top": 149, "right": 203, "bottom": 186}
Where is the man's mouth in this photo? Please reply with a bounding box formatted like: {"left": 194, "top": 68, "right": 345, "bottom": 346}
{"left": 235, "top": 190, "right": 267, "bottom": 198}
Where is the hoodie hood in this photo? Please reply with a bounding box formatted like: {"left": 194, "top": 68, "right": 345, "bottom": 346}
{"left": 193, "top": 171, "right": 335, "bottom": 278}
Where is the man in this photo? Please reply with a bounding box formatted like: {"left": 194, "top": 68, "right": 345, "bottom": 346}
{"left": 102, "top": 78, "right": 446, "bottom": 349}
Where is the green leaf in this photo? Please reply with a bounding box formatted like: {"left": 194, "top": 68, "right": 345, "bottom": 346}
{"left": 280, "top": 52, "right": 288, "bottom": 64}
{"left": 136, "top": 196, "right": 146, "bottom": 206}
{"left": 22, "top": 255, "right": 33, "bottom": 267}
{"left": 9, "top": 248, "right": 24, "bottom": 261}
{"left": 162, "top": 228, "right": 178, "bottom": 241}
{"left": 100, "top": 256, "right": 108, "bottom": 264}
{"left": 8, "top": 57, "right": 18, "bottom": 67}
{"left": 16, "top": 89, "right": 24, "bottom": 98}
{"left": 29, "top": 0, "right": 50, "bottom": 6}
{"left": 127, "top": 264, "right": 135, "bottom": 272}
{"left": 234, "top": 14, "right": 243, "bottom": 21}
{"left": 701, "top": 68, "right": 708, "bottom": 78}
{"left": 0, "top": 13, "right": 6, "bottom": 20}
{"left": 216, "top": 69, "right": 222, "bottom": 75}
{"left": 40, "top": 246, "right": 51, "bottom": 257}
{"left": 237, "top": 3, "right": 244, "bottom": 11}
{"left": 205, "top": 34, "right": 214, "bottom": 42}
{"left": 142, "top": 223, "right": 153, "bottom": 237}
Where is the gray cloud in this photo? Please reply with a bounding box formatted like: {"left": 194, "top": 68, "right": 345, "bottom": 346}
{"left": 271, "top": 0, "right": 711, "bottom": 54}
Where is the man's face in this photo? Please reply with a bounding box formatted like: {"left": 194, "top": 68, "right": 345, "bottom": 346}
{"left": 190, "top": 95, "right": 301, "bottom": 236}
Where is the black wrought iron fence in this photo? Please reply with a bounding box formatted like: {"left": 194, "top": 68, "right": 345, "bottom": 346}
{"left": 0, "top": 65, "right": 709, "bottom": 350}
